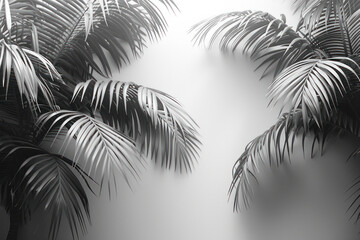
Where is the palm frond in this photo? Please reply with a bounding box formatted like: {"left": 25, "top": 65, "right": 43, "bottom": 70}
{"left": 347, "top": 9, "right": 360, "bottom": 54}
{"left": 0, "top": 1, "right": 43, "bottom": 50}
{"left": 6, "top": 0, "right": 176, "bottom": 82}
{"left": 0, "top": 0, "right": 12, "bottom": 31}
{"left": 0, "top": 138, "right": 90, "bottom": 240}
{"left": 295, "top": 0, "right": 354, "bottom": 56}
{"left": 230, "top": 109, "right": 360, "bottom": 211}
{"left": 190, "top": 11, "right": 325, "bottom": 78}
{"left": 292, "top": 0, "right": 312, "bottom": 12}
{"left": 35, "top": 110, "right": 140, "bottom": 190}
{"left": 294, "top": 0, "right": 344, "bottom": 27}
{"left": 230, "top": 111, "right": 311, "bottom": 211}
{"left": 0, "top": 40, "right": 61, "bottom": 110}
{"left": 345, "top": 0, "right": 360, "bottom": 16}
{"left": 72, "top": 80, "right": 201, "bottom": 172}
{"left": 268, "top": 58, "right": 359, "bottom": 127}
{"left": 294, "top": 0, "right": 360, "bottom": 18}
{"left": 345, "top": 173, "right": 360, "bottom": 223}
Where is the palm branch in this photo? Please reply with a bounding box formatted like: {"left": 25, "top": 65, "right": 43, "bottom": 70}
{"left": 230, "top": 109, "right": 360, "bottom": 211}
{"left": 268, "top": 57, "right": 359, "bottom": 126}
{"left": 295, "top": 0, "right": 354, "bottom": 57}
{"left": 191, "top": 11, "right": 326, "bottom": 78}
{"left": 72, "top": 80, "right": 201, "bottom": 172}
{"left": 0, "top": 0, "right": 202, "bottom": 240}
{"left": 0, "top": 0, "right": 177, "bottom": 105}
{"left": 347, "top": 9, "right": 360, "bottom": 53}
{"left": 36, "top": 110, "right": 141, "bottom": 189}
{"left": 192, "top": 0, "right": 360, "bottom": 217}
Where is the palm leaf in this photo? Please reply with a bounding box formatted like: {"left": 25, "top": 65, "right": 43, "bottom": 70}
{"left": 268, "top": 58, "right": 359, "bottom": 127}
{"left": 0, "top": 1, "right": 38, "bottom": 44}
{"left": 295, "top": 0, "right": 355, "bottom": 56}
{"left": 72, "top": 80, "right": 201, "bottom": 172}
{"left": 0, "top": 40, "right": 61, "bottom": 110}
{"left": 5, "top": 0, "right": 176, "bottom": 82}
{"left": 295, "top": 0, "right": 344, "bottom": 29}
{"left": 345, "top": 172, "right": 360, "bottom": 223}
{"left": 0, "top": 0, "right": 12, "bottom": 31}
{"left": 190, "top": 11, "right": 324, "bottom": 78}
{"left": 294, "top": 0, "right": 360, "bottom": 18}
{"left": 347, "top": 9, "right": 360, "bottom": 54}
{"left": 230, "top": 109, "right": 360, "bottom": 211}
{"left": 345, "top": 0, "right": 360, "bottom": 16}
{"left": 292, "top": 0, "right": 313, "bottom": 12}
{"left": 230, "top": 111, "right": 311, "bottom": 211}
{"left": 35, "top": 110, "right": 140, "bottom": 190}
{"left": 0, "top": 137, "right": 91, "bottom": 240}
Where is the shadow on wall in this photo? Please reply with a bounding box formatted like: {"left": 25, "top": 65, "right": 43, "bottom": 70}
{"left": 240, "top": 132, "right": 360, "bottom": 240}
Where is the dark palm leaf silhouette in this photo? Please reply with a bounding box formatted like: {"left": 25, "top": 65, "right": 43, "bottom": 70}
{"left": 0, "top": 1, "right": 201, "bottom": 240}
{"left": 191, "top": 0, "right": 360, "bottom": 218}
{"left": 0, "top": 138, "right": 91, "bottom": 240}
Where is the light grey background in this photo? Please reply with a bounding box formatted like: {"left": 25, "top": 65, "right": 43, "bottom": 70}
{"left": 1, "top": 0, "right": 360, "bottom": 239}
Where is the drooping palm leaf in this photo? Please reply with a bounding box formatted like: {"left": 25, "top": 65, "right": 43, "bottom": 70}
{"left": 0, "top": 137, "right": 91, "bottom": 240}
{"left": 268, "top": 58, "right": 359, "bottom": 127}
{"left": 230, "top": 109, "right": 360, "bottom": 211}
{"left": 35, "top": 110, "right": 140, "bottom": 190}
{"left": 193, "top": 0, "right": 360, "bottom": 220}
{"left": 0, "top": 40, "right": 61, "bottom": 110}
{"left": 230, "top": 111, "right": 310, "bottom": 211}
{"left": 72, "top": 80, "right": 201, "bottom": 172}
{"left": 191, "top": 11, "right": 325, "bottom": 78}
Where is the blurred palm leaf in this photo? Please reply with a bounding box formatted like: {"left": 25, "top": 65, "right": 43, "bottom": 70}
{"left": 191, "top": 11, "right": 325, "bottom": 78}
{"left": 230, "top": 109, "right": 360, "bottom": 211}
{"left": 193, "top": 0, "right": 360, "bottom": 215}
{"left": 230, "top": 111, "right": 310, "bottom": 210}
{"left": 72, "top": 80, "right": 201, "bottom": 172}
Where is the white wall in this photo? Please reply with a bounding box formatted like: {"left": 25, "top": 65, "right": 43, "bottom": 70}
{"left": 2, "top": 0, "right": 360, "bottom": 240}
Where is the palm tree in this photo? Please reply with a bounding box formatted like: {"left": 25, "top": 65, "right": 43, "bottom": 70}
{"left": 191, "top": 0, "right": 360, "bottom": 218}
{"left": 0, "top": 1, "right": 201, "bottom": 240}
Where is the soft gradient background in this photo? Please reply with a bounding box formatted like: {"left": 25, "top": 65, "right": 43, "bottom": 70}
{"left": 1, "top": 0, "right": 360, "bottom": 239}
